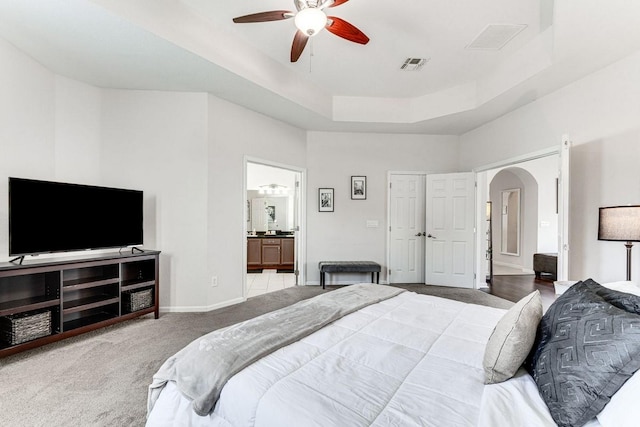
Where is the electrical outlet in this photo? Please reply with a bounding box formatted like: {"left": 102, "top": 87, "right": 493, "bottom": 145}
{"left": 211, "top": 276, "right": 218, "bottom": 287}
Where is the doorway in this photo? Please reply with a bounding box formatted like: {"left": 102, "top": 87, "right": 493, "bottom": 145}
{"left": 386, "top": 171, "right": 475, "bottom": 289}
{"left": 477, "top": 152, "right": 562, "bottom": 288}
{"left": 244, "top": 159, "right": 305, "bottom": 298}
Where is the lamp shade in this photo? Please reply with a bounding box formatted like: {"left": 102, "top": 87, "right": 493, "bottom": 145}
{"left": 598, "top": 205, "right": 640, "bottom": 241}
{"left": 294, "top": 8, "right": 327, "bottom": 36}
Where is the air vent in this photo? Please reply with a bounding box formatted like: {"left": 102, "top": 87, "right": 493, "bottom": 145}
{"left": 466, "top": 24, "right": 527, "bottom": 50}
{"left": 400, "top": 58, "right": 429, "bottom": 71}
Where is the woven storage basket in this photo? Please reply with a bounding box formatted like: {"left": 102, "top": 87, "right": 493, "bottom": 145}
{"left": 0, "top": 310, "right": 52, "bottom": 345}
{"left": 123, "top": 288, "right": 153, "bottom": 312}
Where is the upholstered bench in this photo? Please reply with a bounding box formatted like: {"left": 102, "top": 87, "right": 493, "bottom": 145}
{"left": 318, "top": 261, "right": 381, "bottom": 289}
{"left": 533, "top": 253, "right": 557, "bottom": 280}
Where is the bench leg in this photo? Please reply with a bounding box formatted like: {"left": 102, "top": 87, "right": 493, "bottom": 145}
{"left": 321, "top": 272, "right": 325, "bottom": 289}
{"left": 376, "top": 272, "right": 379, "bottom": 284}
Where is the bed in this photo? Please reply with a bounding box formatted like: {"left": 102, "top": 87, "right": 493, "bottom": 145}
{"left": 146, "top": 281, "right": 640, "bottom": 427}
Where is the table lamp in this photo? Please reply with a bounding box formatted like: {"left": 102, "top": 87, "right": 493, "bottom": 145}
{"left": 598, "top": 205, "right": 640, "bottom": 281}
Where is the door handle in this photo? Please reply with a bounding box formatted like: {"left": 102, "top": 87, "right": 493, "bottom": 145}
{"left": 415, "top": 232, "right": 423, "bottom": 236}
{"left": 427, "top": 234, "right": 436, "bottom": 239}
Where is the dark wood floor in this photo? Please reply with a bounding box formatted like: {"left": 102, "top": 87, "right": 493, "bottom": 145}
{"left": 484, "top": 274, "right": 556, "bottom": 308}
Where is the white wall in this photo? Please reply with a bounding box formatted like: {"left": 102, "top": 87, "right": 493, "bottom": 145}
{"left": 571, "top": 135, "right": 640, "bottom": 283}
{"left": 54, "top": 76, "right": 102, "bottom": 184}
{"left": 100, "top": 89, "right": 209, "bottom": 311}
{"left": 522, "top": 156, "right": 559, "bottom": 253}
{"left": 461, "top": 48, "right": 640, "bottom": 282}
{"left": 306, "top": 132, "right": 459, "bottom": 284}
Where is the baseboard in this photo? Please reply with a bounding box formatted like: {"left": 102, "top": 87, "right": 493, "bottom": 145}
{"left": 494, "top": 261, "right": 534, "bottom": 274}
{"left": 160, "top": 296, "right": 246, "bottom": 313}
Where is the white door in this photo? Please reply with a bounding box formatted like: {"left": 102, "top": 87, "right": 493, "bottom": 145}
{"left": 426, "top": 172, "right": 475, "bottom": 288}
{"left": 389, "top": 174, "right": 426, "bottom": 283}
{"left": 292, "top": 175, "right": 301, "bottom": 285}
{"left": 558, "top": 136, "right": 571, "bottom": 281}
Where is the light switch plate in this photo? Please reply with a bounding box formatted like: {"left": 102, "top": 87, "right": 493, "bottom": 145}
{"left": 366, "top": 220, "right": 379, "bottom": 228}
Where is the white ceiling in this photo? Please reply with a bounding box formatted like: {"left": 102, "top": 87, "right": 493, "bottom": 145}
{"left": 247, "top": 163, "right": 297, "bottom": 191}
{"left": 1, "top": 0, "right": 639, "bottom": 135}
{"left": 183, "top": 0, "right": 541, "bottom": 98}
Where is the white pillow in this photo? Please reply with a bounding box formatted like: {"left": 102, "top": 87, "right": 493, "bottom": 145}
{"left": 601, "top": 281, "right": 640, "bottom": 296}
{"left": 483, "top": 291, "right": 542, "bottom": 384}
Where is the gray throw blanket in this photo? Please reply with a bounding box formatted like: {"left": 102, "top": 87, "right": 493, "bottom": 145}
{"left": 147, "top": 284, "right": 405, "bottom": 417}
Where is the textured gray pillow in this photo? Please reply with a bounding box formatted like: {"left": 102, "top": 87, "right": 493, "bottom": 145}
{"left": 526, "top": 279, "right": 640, "bottom": 427}
{"left": 483, "top": 290, "right": 542, "bottom": 384}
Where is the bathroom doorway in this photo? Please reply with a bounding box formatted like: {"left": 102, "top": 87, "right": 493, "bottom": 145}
{"left": 244, "top": 159, "right": 305, "bottom": 298}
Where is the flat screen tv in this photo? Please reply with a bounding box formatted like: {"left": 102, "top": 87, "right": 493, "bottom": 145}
{"left": 9, "top": 178, "right": 143, "bottom": 256}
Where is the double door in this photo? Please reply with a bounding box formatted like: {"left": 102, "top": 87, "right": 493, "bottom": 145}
{"left": 389, "top": 172, "right": 475, "bottom": 288}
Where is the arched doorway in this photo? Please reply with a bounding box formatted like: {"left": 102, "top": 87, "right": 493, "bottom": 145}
{"left": 489, "top": 167, "right": 539, "bottom": 274}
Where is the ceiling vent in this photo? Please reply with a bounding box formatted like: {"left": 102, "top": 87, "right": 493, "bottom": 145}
{"left": 466, "top": 24, "right": 527, "bottom": 50}
{"left": 400, "top": 57, "right": 429, "bottom": 71}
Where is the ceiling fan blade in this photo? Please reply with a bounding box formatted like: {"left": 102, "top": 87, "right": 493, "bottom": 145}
{"left": 326, "top": 16, "right": 369, "bottom": 44}
{"left": 328, "top": 0, "right": 350, "bottom": 7}
{"left": 291, "top": 30, "right": 309, "bottom": 62}
{"left": 233, "top": 10, "right": 293, "bottom": 23}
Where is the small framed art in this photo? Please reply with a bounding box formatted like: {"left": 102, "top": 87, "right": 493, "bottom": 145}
{"left": 318, "top": 188, "right": 334, "bottom": 212}
{"left": 351, "top": 176, "right": 366, "bottom": 200}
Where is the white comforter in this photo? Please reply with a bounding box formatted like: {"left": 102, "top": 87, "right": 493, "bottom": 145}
{"left": 147, "top": 291, "right": 599, "bottom": 427}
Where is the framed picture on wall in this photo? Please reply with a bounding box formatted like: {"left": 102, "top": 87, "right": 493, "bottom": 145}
{"left": 266, "top": 205, "right": 276, "bottom": 222}
{"left": 318, "top": 188, "right": 334, "bottom": 212}
{"left": 351, "top": 176, "right": 366, "bottom": 200}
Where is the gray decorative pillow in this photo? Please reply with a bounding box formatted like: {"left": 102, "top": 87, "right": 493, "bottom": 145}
{"left": 525, "top": 279, "right": 640, "bottom": 427}
{"left": 483, "top": 290, "right": 542, "bottom": 384}
{"left": 582, "top": 278, "right": 640, "bottom": 314}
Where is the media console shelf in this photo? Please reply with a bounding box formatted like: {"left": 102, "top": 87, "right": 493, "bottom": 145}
{"left": 0, "top": 250, "right": 159, "bottom": 357}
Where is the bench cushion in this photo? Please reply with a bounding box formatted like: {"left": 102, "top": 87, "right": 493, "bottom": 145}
{"left": 533, "top": 253, "right": 557, "bottom": 274}
{"left": 319, "top": 261, "right": 381, "bottom": 273}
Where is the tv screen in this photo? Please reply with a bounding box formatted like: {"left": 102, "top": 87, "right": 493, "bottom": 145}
{"left": 9, "top": 178, "right": 143, "bottom": 256}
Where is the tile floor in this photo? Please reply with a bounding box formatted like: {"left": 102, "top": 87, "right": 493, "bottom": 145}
{"left": 247, "top": 269, "right": 297, "bottom": 298}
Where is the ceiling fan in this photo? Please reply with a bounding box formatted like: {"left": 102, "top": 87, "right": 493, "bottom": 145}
{"left": 232, "top": 0, "right": 369, "bottom": 62}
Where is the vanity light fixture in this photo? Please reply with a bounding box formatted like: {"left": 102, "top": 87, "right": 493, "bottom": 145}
{"left": 258, "top": 184, "right": 290, "bottom": 195}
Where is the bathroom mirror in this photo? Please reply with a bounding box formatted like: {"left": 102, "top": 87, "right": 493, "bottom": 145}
{"left": 500, "top": 188, "right": 520, "bottom": 256}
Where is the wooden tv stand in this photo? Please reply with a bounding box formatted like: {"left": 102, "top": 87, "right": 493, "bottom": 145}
{"left": 0, "top": 250, "right": 160, "bottom": 357}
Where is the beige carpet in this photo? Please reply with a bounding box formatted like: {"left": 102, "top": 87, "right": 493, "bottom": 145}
{"left": 0, "top": 284, "right": 511, "bottom": 427}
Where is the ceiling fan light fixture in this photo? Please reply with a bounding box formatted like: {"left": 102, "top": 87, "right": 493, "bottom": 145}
{"left": 294, "top": 8, "right": 327, "bottom": 36}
